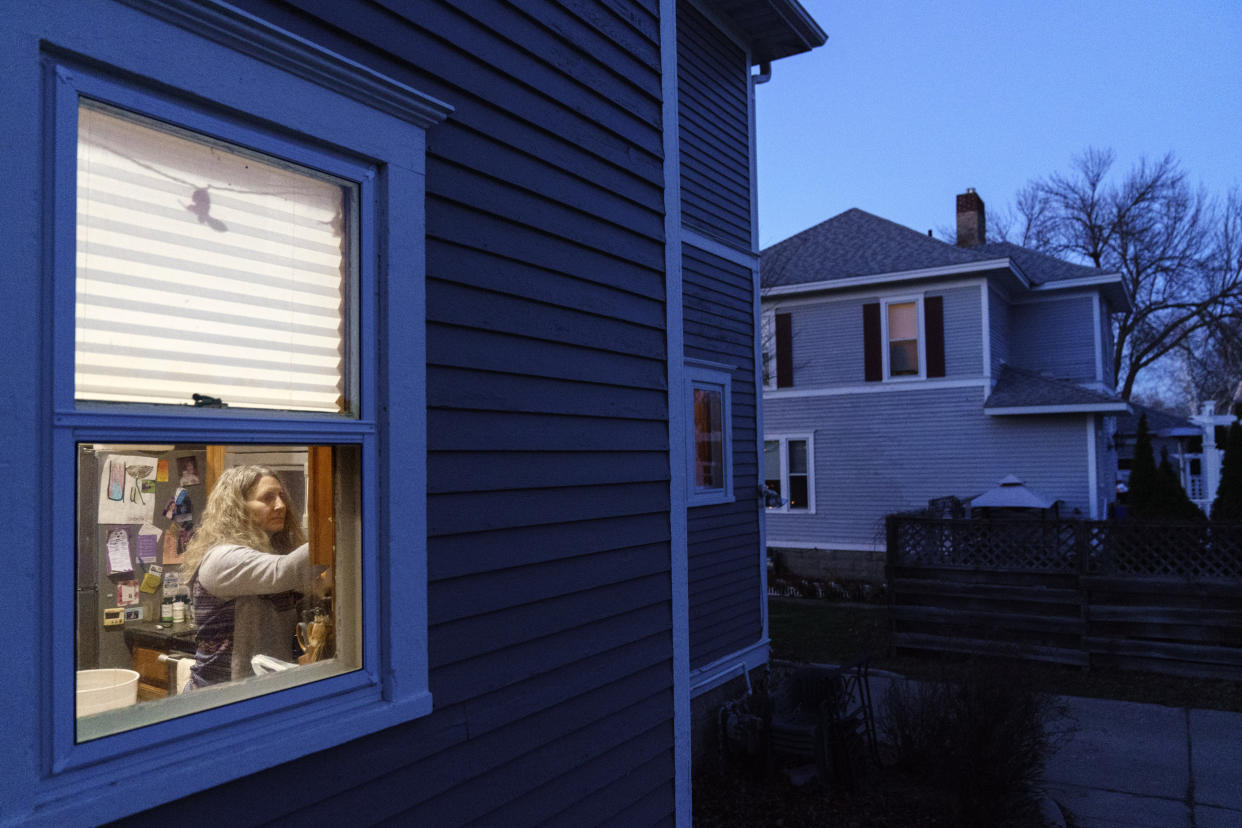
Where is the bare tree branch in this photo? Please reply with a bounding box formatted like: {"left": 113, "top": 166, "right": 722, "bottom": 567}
{"left": 1012, "top": 149, "right": 1242, "bottom": 400}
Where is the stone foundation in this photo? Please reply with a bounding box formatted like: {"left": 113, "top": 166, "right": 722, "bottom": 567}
{"left": 769, "top": 545, "right": 886, "bottom": 584}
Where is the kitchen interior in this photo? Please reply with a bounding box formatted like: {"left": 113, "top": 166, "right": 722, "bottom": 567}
{"left": 76, "top": 443, "right": 342, "bottom": 725}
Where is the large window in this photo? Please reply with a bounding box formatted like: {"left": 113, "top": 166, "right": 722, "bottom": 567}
{"left": 764, "top": 435, "right": 814, "bottom": 512}
{"left": 69, "top": 96, "right": 370, "bottom": 742}
{"left": 5, "top": 3, "right": 450, "bottom": 823}
{"left": 687, "top": 361, "right": 734, "bottom": 506}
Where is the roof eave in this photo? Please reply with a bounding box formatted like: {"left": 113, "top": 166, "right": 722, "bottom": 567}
{"left": 1029, "top": 272, "right": 1132, "bottom": 311}
{"left": 984, "top": 402, "right": 1132, "bottom": 416}
{"left": 763, "top": 258, "right": 1024, "bottom": 298}
{"left": 705, "top": 0, "right": 827, "bottom": 64}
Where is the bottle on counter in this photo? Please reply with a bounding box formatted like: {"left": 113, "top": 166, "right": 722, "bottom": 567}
{"left": 172, "top": 591, "right": 187, "bottom": 623}
{"left": 161, "top": 596, "right": 174, "bottom": 623}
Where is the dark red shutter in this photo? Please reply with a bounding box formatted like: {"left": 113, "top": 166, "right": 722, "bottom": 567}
{"left": 925, "top": 295, "right": 945, "bottom": 378}
{"left": 775, "top": 312, "right": 793, "bottom": 387}
{"left": 863, "top": 303, "right": 881, "bottom": 382}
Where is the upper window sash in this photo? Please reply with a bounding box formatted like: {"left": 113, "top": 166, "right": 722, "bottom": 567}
{"left": 54, "top": 70, "right": 376, "bottom": 423}
{"left": 761, "top": 308, "right": 776, "bottom": 390}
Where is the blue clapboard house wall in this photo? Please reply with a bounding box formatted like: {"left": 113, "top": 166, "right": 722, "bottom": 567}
{"left": 0, "top": 0, "right": 824, "bottom": 825}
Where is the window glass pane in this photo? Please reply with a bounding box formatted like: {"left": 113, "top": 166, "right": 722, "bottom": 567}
{"left": 890, "top": 340, "right": 919, "bottom": 375}
{"left": 788, "top": 475, "right": 808, "bottom": 510}
{"left": 888, "top": 302, "right": 917, "bottom": 341}
{"left": 788, "top": 439, "right": 807, "bottom": 474}
{"left": 764, "top": 440, "right": 780, "bottom": 481}
{"left": 75, "top": 102, "right": 355, "bottom": 413}
{"left": 74, "top": 443, "right": 360, "bottom": 741}
{"left": 693, "top": 387, "right": 724, "bottom": 489}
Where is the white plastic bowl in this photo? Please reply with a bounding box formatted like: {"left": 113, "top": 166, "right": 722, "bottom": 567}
{"left": 76, "top": 668, "right": 140, "bottom": 718}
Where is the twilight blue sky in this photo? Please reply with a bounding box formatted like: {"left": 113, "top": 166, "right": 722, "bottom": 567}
{"left": 755, "top": 0, "right": 1242, "bottom": 250}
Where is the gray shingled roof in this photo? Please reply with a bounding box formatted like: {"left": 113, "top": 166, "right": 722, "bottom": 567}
{"left": 761, "top": 208, "right": 1107, "bottom": 289}
{"left": 1115, "top": 403, "right": 1195, "bottom": 437}
{"left": 984, "top": 364, "right": 1127, "bottom": 410}
{"left": 975, "top": 241, "right": 1103, "bottom": 283}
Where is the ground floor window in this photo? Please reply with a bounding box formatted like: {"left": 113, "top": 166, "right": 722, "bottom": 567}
{"left": 764, "top": 435, "right": 813, "bottom": 512}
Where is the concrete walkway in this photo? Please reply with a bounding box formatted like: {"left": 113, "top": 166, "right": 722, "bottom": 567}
{"left": 1042, "top": 695, "right": 1242, "bottom": 828}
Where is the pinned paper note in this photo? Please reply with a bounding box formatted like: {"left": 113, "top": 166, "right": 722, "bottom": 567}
{"left": 97, "top": 455, "right": 158, "bottom": 524}
{"left": 163, "top": 571, "right": 181, "bottom": 592}
{"left": 105, "top": 528, "right": 132, "bottom": 574}
{"left": 136, "top": 524, "right": 161, "bottom": 564}
{"left": 140, "top": 563, "right": 163, "bottom": 593}
{"left": 116, "top": 580, "right": 140, "bottom": 606}
{"left": 163, "top": 528, "right": 180, "bottom": 564}
{"left": 156, "top": 459, "right": 169, "bottom": 482}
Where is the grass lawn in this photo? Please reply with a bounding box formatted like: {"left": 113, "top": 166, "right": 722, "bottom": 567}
{"left": 769, "top": 597, "right": 1242, "bottom": 713}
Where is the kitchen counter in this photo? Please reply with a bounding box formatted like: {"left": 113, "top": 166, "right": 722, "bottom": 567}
{"left": 124, "top": 620, "right": 197, "bottom": 654}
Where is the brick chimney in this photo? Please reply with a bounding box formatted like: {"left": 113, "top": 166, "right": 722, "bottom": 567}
{"left": 956, "top": 188, "right": 986, "bottom": 247}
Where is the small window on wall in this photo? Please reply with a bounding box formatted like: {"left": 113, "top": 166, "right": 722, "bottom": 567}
{"left": 75, "top": 443, "right": 360, "bottom": 741}
{"left": 764, "top": 435, "right": 813, "bottom": 512}
{"left": 687, "top": 361, "right": 734, "bottom": 506}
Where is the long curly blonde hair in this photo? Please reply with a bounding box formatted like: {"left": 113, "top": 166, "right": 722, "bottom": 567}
{"left": 181, "top": 465, "right": 306, "bottom": 577}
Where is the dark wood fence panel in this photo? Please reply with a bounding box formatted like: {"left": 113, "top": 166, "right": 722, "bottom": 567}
{"left": 887, "top": 516, "right": 1242, "bottom": 681}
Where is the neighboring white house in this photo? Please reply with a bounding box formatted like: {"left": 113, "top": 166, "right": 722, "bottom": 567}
{"left": 761, "top": 190, "right": 1132, "bottom": 582}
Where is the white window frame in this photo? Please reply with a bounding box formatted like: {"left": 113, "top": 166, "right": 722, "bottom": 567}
{"left": 881, "top": 295, "right": 926, "bottom": 381}
{"left": 761, "top": 307, "right": 776, "bottom": 390}
{"left": 686, "top": 359, "right": 735, "bottom": 507}
{"left": 5, "top": 2, "right": 451, "bottom": 824}
{"left": 764, "top": 433, "right": 815, "bottom": 513}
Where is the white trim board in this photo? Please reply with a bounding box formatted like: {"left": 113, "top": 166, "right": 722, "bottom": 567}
{"left": 765, "top": 377, "right": 989, "bottom": 400}
{"left": 658, "top": 0, "right": 691, "bottom": 822}
{"left": 763, "top": 277, "right": 986, "bottom": 310}
{"left": 689, "top": 638, "right": 770, "bottom": 696}
{"left": 762, "top": 259, "right": 1023, "bottom": 298}
{"left": 985, "top": 402, "right": 1130, "bottom": 415}
{"left": 683, "top": 229, "right": 759, "bottom": 267}
{"left": 767, "top": 541, "right": 885, "bottom": 552}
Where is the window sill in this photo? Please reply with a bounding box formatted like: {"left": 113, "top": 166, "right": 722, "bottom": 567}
{"left": 688, "top": 491, "right": 736, "bottom": 508}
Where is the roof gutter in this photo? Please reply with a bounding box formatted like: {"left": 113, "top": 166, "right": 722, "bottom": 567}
{"left": 1029, "top": 271, "right": 1132, "bottom": 311}
{"left": 763, "top": 257, "right": 1026, "bottom": 297}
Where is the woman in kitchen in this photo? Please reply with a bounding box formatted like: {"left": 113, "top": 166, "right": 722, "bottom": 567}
{"left": 180, "top": 465, "right": 327, "bottom": 688}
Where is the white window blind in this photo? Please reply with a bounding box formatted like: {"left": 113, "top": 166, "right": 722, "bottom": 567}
{"left": 75, "top": 102, "right": 353, "bottom": 413}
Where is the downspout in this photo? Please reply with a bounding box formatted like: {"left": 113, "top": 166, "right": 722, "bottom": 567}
{"left": 752, "top": 61, "right": 772, "bottom": 84}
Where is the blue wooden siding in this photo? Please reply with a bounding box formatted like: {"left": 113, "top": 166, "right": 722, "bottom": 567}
{"left": 989, "top": 286, "right": 1010, "bottom": 377}
{"left": 1009, "top": 295, "right": 1097, "bottom": 381}
{"left": 765, "top": 387, "right": 1094, "bottom": 548}
{"left": 677, "top": 0, "right": 752, "bottom": 248}
{"left": 934, "top": 285, "right": 983, "bottom": 377}
{"left": 128, "top": 0, "right": 678, "bottom": 824}
{"left": 768, "top": 284, "right": 984, "bottom": 388}
{"left": 682, "top": 244, "right": 762, "bottom": 669}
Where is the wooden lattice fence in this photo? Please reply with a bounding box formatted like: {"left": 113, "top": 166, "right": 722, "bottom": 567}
{"left": 886, "top": 516, "right": 1242, "bottom": 681}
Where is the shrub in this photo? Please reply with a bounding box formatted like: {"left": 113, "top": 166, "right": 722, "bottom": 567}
{"left": 881, "top": 660, "right": 1069, "bottom": 827}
